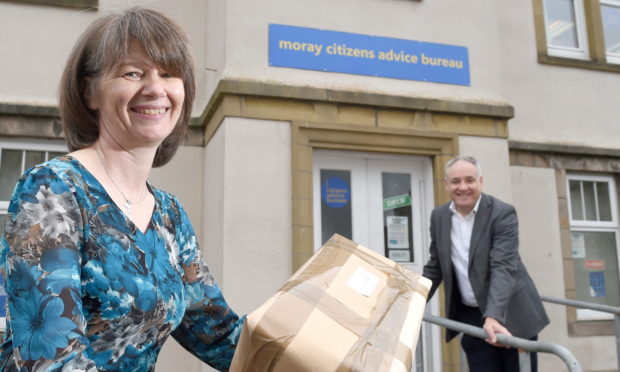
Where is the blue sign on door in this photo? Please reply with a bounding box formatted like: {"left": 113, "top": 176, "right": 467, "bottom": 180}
{"left": 322, "top": 177, "right": 350, "bottom": 208}
{"left": 269, "top": 24, "right": 470, "bottom": 86}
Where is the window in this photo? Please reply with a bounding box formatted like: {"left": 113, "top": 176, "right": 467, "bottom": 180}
{"left": 601, "top": 0, "right": 620, "bottom": 63}
{"left": 567, "top": 174, "right": 620, "bottom": 320}
{"left": 534, "top": 0, "right": 620, "bottom": 71}
{"left": 543, "top": 0, "right": 590, "bottom": 59}
{"left": 0, "top": 141, "right": 66, "bottom": 234}
{"left": 0, "top": 0, "right": 97, "bottom": 9}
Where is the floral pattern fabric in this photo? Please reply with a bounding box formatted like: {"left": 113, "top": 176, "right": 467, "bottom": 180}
{"left": 0, "top": 156, "right": 244, "bottom": 371}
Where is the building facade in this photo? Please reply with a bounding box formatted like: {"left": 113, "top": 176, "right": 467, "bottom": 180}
{"left": 0, "top": 0, "right": 618, "bottom": 371}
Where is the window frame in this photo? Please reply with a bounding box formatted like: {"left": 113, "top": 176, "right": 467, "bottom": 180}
{"left": 600, "top": 0, "right": 620, "bottom": 64}
{"left": 567, "top": 174, "right": 619, "bottom": 227}
{"left": 566, "top": 173, "right": 620, "bottom": 321}
{"left": 534, "top": 0, "right": 620, "bottom": 72}
{"left": 543, "top": 0, "right": 591, "bottom": 60}
{"left": 0, "top": 140, "right": 67, "bottom": 213}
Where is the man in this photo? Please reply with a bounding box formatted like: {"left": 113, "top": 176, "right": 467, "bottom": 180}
{"left": 422, "top": 155, "right": 549, "bottom": 372}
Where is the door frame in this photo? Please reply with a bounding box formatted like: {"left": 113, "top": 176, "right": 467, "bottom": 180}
{"left": 292, "top": 121, "right": 458, "bottom": 372}
{"left": 292, "top": 121, "right": 458, "bottom": 270}
{"left": 310, "top": 149, "right": 442, "bottom": 372}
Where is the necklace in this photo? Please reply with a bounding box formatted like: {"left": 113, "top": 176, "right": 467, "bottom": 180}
{"left": 95, "top": 143, "right": 148, "bottom": 215}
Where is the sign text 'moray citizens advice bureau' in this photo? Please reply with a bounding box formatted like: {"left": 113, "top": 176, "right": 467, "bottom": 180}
{"left": 269, "top": 24, "right": 470, "bottom": 86}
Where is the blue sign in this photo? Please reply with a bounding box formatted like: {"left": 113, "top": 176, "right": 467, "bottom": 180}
{"left": 322, "top": 177, "right": 350, "bottom": 208}
{"left": 589, "top": 272, "right": 606, "bottom": 298}
{"left": 269, "top": 24, "right": 470, "bottom": 86}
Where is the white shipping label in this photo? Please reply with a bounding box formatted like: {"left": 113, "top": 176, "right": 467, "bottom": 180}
{"left": 347, "top": 267, "right": 380, "bottom": 297}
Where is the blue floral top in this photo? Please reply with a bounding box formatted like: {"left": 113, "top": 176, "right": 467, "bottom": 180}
{"left": 0, "top": 156, "right": 244, "bottom": 371}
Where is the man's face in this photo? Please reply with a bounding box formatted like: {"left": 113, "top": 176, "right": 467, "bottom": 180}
{"left": 444, "top": 160, "right": 483, "bottom": 215}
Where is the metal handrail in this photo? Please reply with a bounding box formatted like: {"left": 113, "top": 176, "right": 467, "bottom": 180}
{"left": 540, "top": 295, "right": 620, "bottom": 372}
{"left": 540, "top": 295, "right": 620, "bottom": 315}
{"left": 423, "top": 313, "right": 582, "bottom": 372}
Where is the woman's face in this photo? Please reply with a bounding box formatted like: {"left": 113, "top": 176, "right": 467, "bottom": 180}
{"left": 86, "top": 43, "right": 185, "bottom": 149}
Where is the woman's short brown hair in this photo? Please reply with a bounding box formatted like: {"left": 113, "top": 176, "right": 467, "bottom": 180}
{"left": 59, "top": 6, "right": 195, "bottom": 167}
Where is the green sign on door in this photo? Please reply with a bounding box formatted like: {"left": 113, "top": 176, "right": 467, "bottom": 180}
{"left": 383, "top": 194, "right": 411, "bottom": 210}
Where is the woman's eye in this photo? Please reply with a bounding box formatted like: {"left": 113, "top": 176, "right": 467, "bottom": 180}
{"left": 124, "top": 71, "right": 142, "bottom": 78}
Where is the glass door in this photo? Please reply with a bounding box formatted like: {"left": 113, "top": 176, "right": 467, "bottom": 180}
{"left": 313, "top": 154, "right": 368, "bottom": 248}
{"left": 367, "top": 157, "right": 428, "bottom": 275}
{"left": 312, "top": 150, "right": 440, "bottom": 372}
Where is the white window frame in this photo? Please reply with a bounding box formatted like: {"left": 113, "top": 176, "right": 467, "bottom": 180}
{"left": 567, "top": 173, "right": 620, "bottom": 320}
{"left": 567, "top": 174, "right": 619, "bottom": 227}
{"left": 0, "top": 140, "right": 67, "bottom": 214}
{"left": 543, "top": 0, "right": 591, "bottom": 60}
{"left": 600, "top": 0, "right": 620, "bottom": 64}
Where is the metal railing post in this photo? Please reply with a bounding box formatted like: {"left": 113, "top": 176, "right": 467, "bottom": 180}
{"left": 518, "top": 351, "right": 531, "bottom": 372}
{"left": 459, "top": 342, "right": 467, "bottom": 372}
{"left": 540, "top": 295, "right": 620, "bottom": 371}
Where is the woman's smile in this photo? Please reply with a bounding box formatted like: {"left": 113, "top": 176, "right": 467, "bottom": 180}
{"left": 131, "top": 106, "right": 169, "bottom": 116}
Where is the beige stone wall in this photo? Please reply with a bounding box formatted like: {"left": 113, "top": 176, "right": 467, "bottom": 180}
{"left": 205, "top": 117, "right": 292, "bottom": 314}
{"left": 149, "top": 146, "right": 205, "bottom": 241}
{"left": 498, "top": 1, "right": 620, "bottom": 149}
{"left": 511, "top": 166, "right": 567, "bottom": 371}
{"left": 0, "top": 0, "right": 211, "bottom": 117}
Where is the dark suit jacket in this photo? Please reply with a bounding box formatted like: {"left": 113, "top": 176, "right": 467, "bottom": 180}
{"left": 422, "top": 193, "right": 549, "bottom": 341}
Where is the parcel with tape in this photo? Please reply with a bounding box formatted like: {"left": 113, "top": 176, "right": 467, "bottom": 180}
{"left": 230, "top": 234, "right": 432, "bottom": 372}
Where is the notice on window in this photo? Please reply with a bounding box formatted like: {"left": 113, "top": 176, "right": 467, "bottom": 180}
{"left": 571, "top": 232, "right": 586, "bottom": 258}
{"left": 386, "top": 216, "right": 409, "bottom": 249}
{"left": 389, "top": 250, "right": 411, "bottom": 262}
{"left": 589, "top": 272, "right": 606, "bottom": 298}
{"left": 322, "top": 176, "right": 350, "bottom": 208}
{"left": 584, "top": 259, "right": 606, "bottom": 270}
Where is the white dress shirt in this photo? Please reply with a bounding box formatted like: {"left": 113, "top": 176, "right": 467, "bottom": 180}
{"left": 449, "top": 197, "right": 481, "bottom": 307}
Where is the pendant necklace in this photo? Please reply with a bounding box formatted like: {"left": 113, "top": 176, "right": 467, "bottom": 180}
{"left": 95, "top": 143, "right": 148, "bottom": 215}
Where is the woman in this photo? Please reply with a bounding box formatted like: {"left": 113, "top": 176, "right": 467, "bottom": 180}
{"left": 0, "top": 7, "right": 244, "bottom": 372}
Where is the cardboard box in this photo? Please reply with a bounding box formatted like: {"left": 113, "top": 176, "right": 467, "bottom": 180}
{"left": 230, "top": 234, "right": 432, "bottom": 372}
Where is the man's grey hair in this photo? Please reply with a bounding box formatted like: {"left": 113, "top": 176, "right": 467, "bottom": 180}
{"left": 445, "top": 155, "right": 482, "bottom": 178}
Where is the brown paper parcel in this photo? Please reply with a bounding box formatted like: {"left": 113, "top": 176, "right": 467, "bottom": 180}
{"left": 230, "top": 234, "right": 432, "bottom": 372}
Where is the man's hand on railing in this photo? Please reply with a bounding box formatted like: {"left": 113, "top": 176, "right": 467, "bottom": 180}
{"left": 423, "top": 313, "right": 582, "bottom": 372}
{"left": 483, "top": 317, "right": 512, "bottom": 347}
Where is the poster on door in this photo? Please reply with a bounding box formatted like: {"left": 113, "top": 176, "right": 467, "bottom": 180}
{"left": 386, "top": 216, "right": 411, "bottom": 262}
{"left": 386, "top": 216, "right": 408, "bottom": 248}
